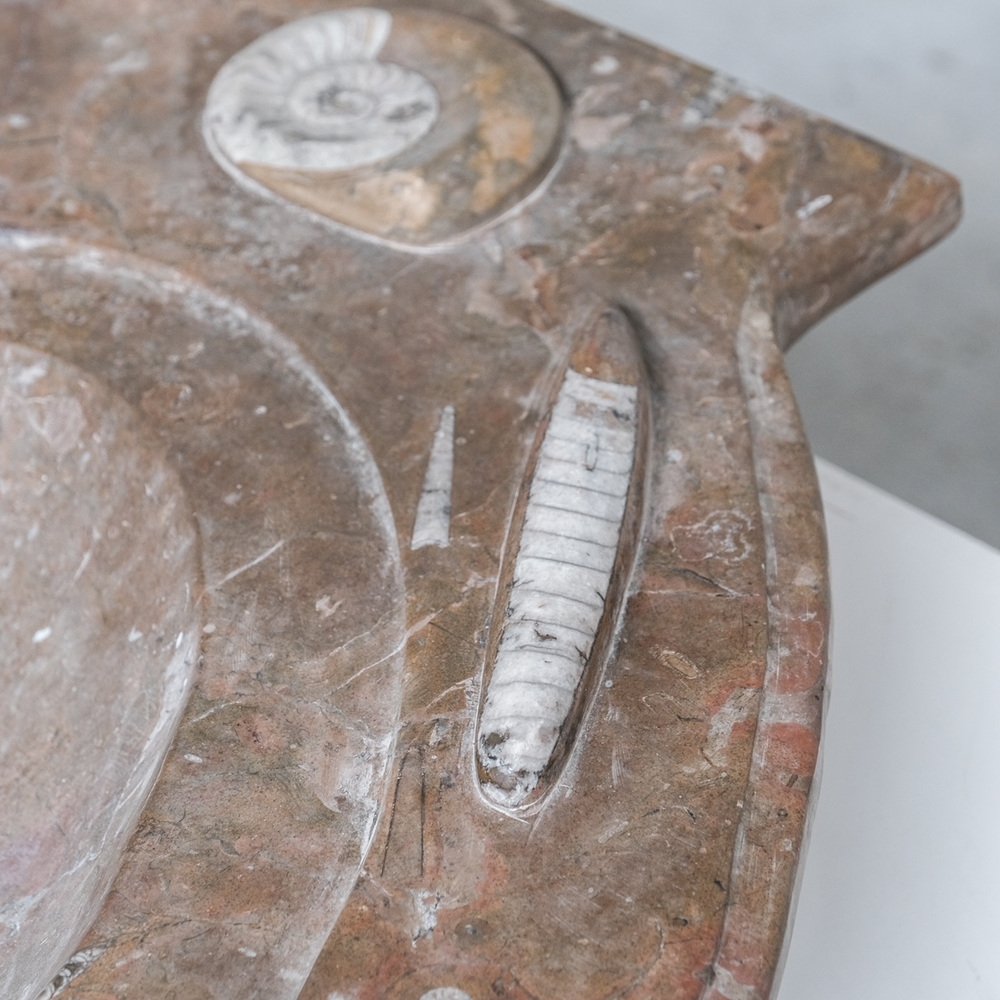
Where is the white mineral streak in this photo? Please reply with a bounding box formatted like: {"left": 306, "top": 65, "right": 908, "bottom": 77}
{"left": 203, "top": 8, "right": 440, "bottom": 174}
{"left": 479, "top": 370, "right": 638, "bottom": 807}
{"left": 796, "top": 193, "right": 834, "bottom": 219}
{"left": 411, "top": 405, "right": 455, "bottom": 549}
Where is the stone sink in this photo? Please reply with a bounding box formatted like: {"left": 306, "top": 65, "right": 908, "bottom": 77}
{"left": 0, "top": 1, "right": 960, "bottom": 997}
{"left": 0, "top": 241, "right": 408, "bottom": 1000}
{"left": 0, "top": 343, "right": 200, "bottom": 998}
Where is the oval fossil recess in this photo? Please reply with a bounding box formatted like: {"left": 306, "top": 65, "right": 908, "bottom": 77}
{"left": 475, "top": 308, "right": 650, "bottom": 811}
{"left": 202, "top": 6, "right": 565, "bottom": 248}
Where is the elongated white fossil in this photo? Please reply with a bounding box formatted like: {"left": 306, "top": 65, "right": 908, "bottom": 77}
{"left": 203, "top": 8, "right": 439, "bottom": 174}
{"left": 477, "top": 310, "right": 647, "bottom": 810}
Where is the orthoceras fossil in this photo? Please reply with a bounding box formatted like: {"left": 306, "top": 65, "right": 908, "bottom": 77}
{"left": 476, "top": 308, "right": 649, "bottom": 810}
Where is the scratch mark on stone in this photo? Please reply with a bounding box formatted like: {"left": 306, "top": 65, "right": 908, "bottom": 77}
{"left": 422, "top": 678, "right": 474, "bottom": 713}
{"left": 329, "top": 640, "right": 407, "bottom": 694}
{"left": 211, "top": 539, "right": 285, "bottom": 589}
{"left": 187, "top": 700, "right": 240, "bottom": 726}
{"left": 329, "top": 611, "right": 434, "bottom": 694}
{"left": 71, "top": 548, "right": 93, "bottom": 583}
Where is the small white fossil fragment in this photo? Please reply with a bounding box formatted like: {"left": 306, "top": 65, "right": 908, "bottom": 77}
{"left": 36, "top": 945, "right": 108, "bottom": 998}
{"left": 796, "top": 193, "right": 834, "bottom": 219}
{"left": 411, "top": 405, "right": 455, "bottom": 550}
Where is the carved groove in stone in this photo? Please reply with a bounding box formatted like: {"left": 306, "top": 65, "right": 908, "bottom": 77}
{"left": 476, "top": 310, "right": 648, "bottom": 811}
{"left": 203, "top": 8, "right": 439, "bottom": 174}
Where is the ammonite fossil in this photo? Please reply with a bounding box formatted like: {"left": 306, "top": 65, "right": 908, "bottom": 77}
{"left": 204, "top": 9, "right": 440, "bottom": 173}
{"left": 202, "top": 7, "right": 565, "bottom": 248}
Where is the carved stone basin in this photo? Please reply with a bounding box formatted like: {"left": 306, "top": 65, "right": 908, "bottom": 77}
{"left": 0, "top": 1, "right": 960, "bottom": 997}
{"left": 0, "top": 245, "right": 407, "bottom": 1000}
{"left": 0, "top": 344, "right": 200, "bottom": 999}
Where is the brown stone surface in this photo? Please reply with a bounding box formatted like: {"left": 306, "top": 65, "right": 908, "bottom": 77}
{"left": 0, "top": 2, "right": 959, "bottom": 998}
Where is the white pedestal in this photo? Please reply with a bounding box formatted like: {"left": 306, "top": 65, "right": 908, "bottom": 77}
{"left": 779, "top": 460, "right": 1000, "bottom": 999}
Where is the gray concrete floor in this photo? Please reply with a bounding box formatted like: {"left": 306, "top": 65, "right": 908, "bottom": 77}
{"left": 560, "top": 0, "right": 1000, "bottom": 547}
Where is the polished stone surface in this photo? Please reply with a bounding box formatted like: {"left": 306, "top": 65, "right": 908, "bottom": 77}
{"left": 0, "top": 343, "right": 200, "bottom": 999}
{"left": 0, "top": 2, "right": 958, "bottom": 997}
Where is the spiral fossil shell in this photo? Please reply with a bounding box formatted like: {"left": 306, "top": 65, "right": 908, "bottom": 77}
{"left": 204, "top": 8, "right": 439, "bottom": 173}
{"left": 201, "top": 7, "right": 564, "bottom": 247}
